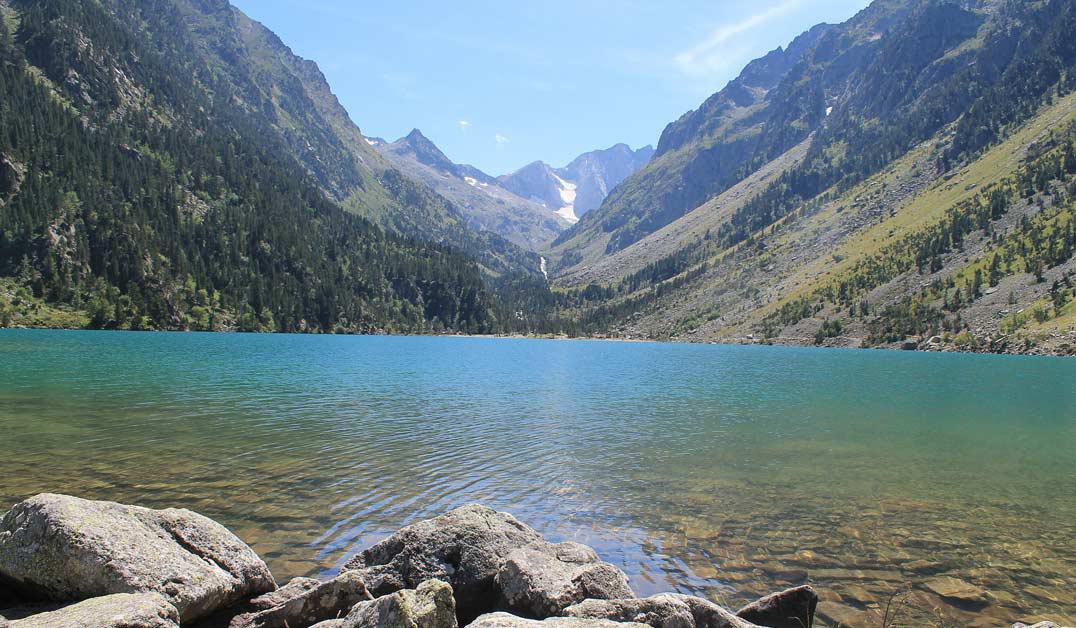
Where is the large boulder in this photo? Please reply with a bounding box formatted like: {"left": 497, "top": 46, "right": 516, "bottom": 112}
{"left": 230, "top": 572, "right": 372, "bottom": 628}
{"left": 565, "top": 594, "right": 757, "bottom": 628}
{"left": 735, "top": 586, "right": 817, "bottom": 628}
{"left": 495, "top": 543, "right": 633, "bottom": 617}
{"left": 342, "top": 579, "right": 457, "bottom": 628}
{"left": 7, "top": 593, "right": 180, "bottom": 628}
{"left": 466, "top": 613, "right": 649, "bottom": 628}
{"left": 0, "top": 494, "right": 276, "bottom": 622}
{"left": 342, "top": 505, "right": 545, "bottom": 619}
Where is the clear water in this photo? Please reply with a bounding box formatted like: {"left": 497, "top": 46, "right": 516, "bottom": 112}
{"left": 0, "top": 330, "right": 1073, "bottom": 626}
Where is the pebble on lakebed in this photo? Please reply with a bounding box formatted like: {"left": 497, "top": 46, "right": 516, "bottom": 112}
{"left": 0, "top": 493, "right": 1067, "bottom": 628}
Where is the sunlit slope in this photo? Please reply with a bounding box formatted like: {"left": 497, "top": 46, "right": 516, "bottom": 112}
{"left": 603, "top": 92, "right": 1076, "bottom": 354}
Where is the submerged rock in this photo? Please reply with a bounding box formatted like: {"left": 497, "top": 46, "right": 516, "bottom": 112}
{"left": 230, "top": 571, "right": 372, "bottom": 628}
{"left": 495, "top": 542, "right": 634, "bottom": 617}
{"left": 0, "top": 494, "right": 275, "bottom": 622}
{"left": 342, "top": 504, "right": 545, "bottom": 619}
{"left": 466, "top": 613, "right": 649, "bottom": 628}
{"left": 735, "top": 585, "right": 818, "bottom": 628}
{"left": 564, "top": 594, "right": 757, "bottom": 628}
{"left": 342, "top": 579, "right": 457, "bottom": 628}
{"left": 921, "top": 577, "right": 990, "bottom": 605}
{"left": 7, "top": 593, "right": 179, "bottom": 628}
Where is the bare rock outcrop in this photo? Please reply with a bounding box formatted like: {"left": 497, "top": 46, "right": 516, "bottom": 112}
{"left": 229, "top": 572, "right": 372, "bottom": 628}
{"left": 564, "top": 594, "right": 758, "bottom": 628}
{"left": 0, "top": 494, "right": 275, "bottom": 622}
{"left": 7, "top": 593, "right": 180, "bottom": 628}
{"left": 495, "top": 543, "right": 633, "bottom": 617}
{"left": 734, "top": 585, "right": 817, "bottom": 628}
{"left": 466, "top": 613, "right": 649, "bottom": 628}
{"left": 342, "top": 579, "right": 457, "bottom": 628}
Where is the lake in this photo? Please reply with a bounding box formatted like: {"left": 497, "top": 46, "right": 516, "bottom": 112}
{"left": 0, "top": 330, "right": 1073, "bottom": 626}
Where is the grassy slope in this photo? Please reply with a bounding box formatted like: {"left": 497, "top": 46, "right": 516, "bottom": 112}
{"left": 755, "top": 93, "right": 1076, "bottom": 318}
{"left": 554, "top": 137, "right": 812, "bottom": 286}
{"left": 582, "top": 92, "right": 1076, "bottom": 354}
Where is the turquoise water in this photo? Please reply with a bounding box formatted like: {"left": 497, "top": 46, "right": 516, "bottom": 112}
{"left": 0, "top": 330, "right": 1074, "bottom": 626}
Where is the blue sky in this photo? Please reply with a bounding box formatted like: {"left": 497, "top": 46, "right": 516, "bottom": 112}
{"left": 230, "top": 1, "right": 871, "bottom": 176}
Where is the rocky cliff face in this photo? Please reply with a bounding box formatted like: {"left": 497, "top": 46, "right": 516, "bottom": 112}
{"left": 498, "top": 145, "right": 653, "bottom": 225}
{"left": 558, "top": 144, "right": 654, "bottom": 219}
{"left": 378, "top": 131, "right": 569, "bottom": 250}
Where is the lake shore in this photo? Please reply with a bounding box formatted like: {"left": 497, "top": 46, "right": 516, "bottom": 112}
{"left": 0, "top": 495, "right": 822, "bottom": 628}
{"left": 2, "top": 323, "right": 1074, "bottom": 357}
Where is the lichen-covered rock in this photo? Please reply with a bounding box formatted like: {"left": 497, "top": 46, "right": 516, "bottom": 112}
{"left": 735, "top": 585, "right": 818, "bottom": 628}
{"left": 310, "top": 621, "right": 345, "bottom": 628}
{"left": 343, "top": 505, "right": 544, "bottom": 619}
{"left": 246, "top": 577, "right": 323, "bottom": 611}
{"left": 565, "top": 594, "right": 758, "bottom": 628}
{"left": 0, "top": 494, "right": 276, "bottom": 622}
{"left": 7, "top": 593, "right": 179, "bottom": 628}
{"left": 231, "top": 572, "right": 372, "bottom": 628}
{"left": 342, "top": 579, "right": 457, "bottom": 628}
{"left": 466, "top": 613, "right": 649, "bottom": 628}
{"left": 495, "top": 543, "right": 633, "bottom": 617}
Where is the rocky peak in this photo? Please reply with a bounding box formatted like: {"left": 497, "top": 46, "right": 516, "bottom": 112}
{"left": 397, "top": 129, "right": 459, "bottom": 175}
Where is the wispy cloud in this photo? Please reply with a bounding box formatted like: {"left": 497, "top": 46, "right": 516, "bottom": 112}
{"left": 674, "top": 0, "right": 801, "bottom": 77}
{"left": 458, "top": 120, "right": 471, "bottom": 130}
{"left": 494, "top": 133, "right": 511, "bottom": 145}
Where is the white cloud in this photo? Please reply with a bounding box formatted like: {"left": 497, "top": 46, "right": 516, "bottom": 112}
{"left": 494, "top": 133, "right": 510, "bottom": 145}
{"left": 675, "top": 0, "right": 801, "bottom": 77}
{"left": 458, "top": 120, "right": 471, "bottom": 130}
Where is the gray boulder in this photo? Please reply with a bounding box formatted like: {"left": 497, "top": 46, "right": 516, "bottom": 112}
{"left": 0, "top": 494, "right": 276, "bottom": 622}
{"left": 342, "top": 505, "right": 544, "bottom": 619}
{"left": 310, "top": 622, "right": 345, "bottom": 628}
{"left": 8, "top": 593, "right": 179, "bottom": 628}
{"left": 564, "top": 594, "right": 758, "bottom": 628}
{"left": 735, "top": 586, "right": 817, "bottom": 628}
{"left": 342, "top": 579, "right": 457, "bottom": 628}
{"left": 230, "top": 572, "right": 372, "bottom": 628}
{"left": 466, "top": 613, "right": 649, "bottom": 628}
{"left": 246, "top": 577, "right": 323, "bottom": 611}
{"left": 495, "top": 543, "right": 633, "bottom": 617}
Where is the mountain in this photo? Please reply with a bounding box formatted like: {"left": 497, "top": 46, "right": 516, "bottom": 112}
{"left": 560, "top": 144, "right": 655, "bottom": 218}
{"left": 0, "top": 0, "right": 536, "bottom": 333}
{"left": 376, "top": 130, "right": 569, "bottom": 250}
{"left": 549, "top": 22, "right": 833, "bottom": 268}
{"left": 547, "top": 0, "right": 1076, "bottom": 356}
{"left": 498, "top": 144, "right": 653, "bottom": 225}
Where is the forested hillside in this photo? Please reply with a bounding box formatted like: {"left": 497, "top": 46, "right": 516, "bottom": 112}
{"left": 0, "top": 0, "right": 502, "bottom": 333}
{"left": 545, "top": 0, "right": 1076, "bottom": 355}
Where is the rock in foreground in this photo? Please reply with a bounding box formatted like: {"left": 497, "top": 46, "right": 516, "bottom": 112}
{"left": 230, "top": 572, "right": 372, "bottom": 628}
{"left": 734, "top": 585, "right": 818, "bottom": 628}
{"left": 0, "top": 494, "right": 276, "bottom": 622}
{"left": 343, "top": 504, "right": 629, "bottom": 621}
{"left": 342, "top": 579, "right": 457, "bottom": 628}
{"left": 565, "top": 594, "right": 758, "bottom": 628}
{"left": 495, "top": 543, "right": 634, "bottom": 617}
{"left": 467, "top": 613, "right": 649, "bottom": 628}
{"left": 344, "top": 504, "right": 544, "bottom": 619}
{"left": 7, "top": 593, "right": 180, "bottom": 628}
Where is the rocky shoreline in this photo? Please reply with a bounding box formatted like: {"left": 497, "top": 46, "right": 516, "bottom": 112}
{"left": 0, "top": 494, "right": 1067, "bottom": 628}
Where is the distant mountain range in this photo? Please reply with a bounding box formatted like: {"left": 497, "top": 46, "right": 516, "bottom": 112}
{"left": 498, "top": 144, "right": 654, "bottom": 224}
{"left": 373, "top": 131, "right": 651, "bottom": 248}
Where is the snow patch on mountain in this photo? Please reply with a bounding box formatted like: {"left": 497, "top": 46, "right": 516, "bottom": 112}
{"left": 553, "top": 173, "right": 579, "bottom": 224}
